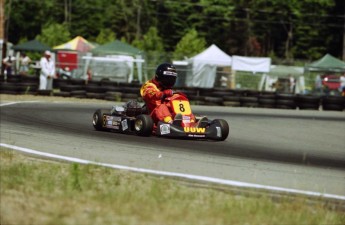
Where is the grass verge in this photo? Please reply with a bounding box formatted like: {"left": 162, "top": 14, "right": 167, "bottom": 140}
{"left": 1, "top": 148, "right": 344, "bottom": 225}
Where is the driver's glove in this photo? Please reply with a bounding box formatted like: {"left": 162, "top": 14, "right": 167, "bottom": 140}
{"left": 163, "top": 89, "right": 174, "bottom": 98}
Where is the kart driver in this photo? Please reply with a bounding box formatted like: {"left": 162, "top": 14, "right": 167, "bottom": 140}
{"left": 140, "top": 63, "right": 178, "bottom": 124}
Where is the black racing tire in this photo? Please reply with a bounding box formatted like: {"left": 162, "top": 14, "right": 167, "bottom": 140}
{"left": 240, "top": 96, "right": 258, "bottom": 103}
{"left": 60, "top": 84, "right": 84, "bottom": 92}
{"left": 223, "top": 101, "right": 241, "bottom": 107}
{"left": 259, "top": 104, "right": 276, "bottom": 109}
{"left": 259, "top": 94, "right": 276, "bottom": 100}
{"left": 88, "top": 80, "right": 101, "bottom": 85}
{"left": 71, "top": 90, "right": 87, "bottom": 96}
{"left": 276, "top": 99, "right": 296, "bottom": 108}
{"left": 134, "top": 114, "right": 153, "bottom": 136}
{"left": 322, "top": 103, "right": 344, "bottom": 111}
{"left": 204, "top": 96, "right": 223, "bottom": 104}
{"left": 198, "top": 88, "right": 214, "bottom": 96}
{"left": 276, "top": 93, "right": 295, "bottom": 101}
{"left": 124, "top": 87, "right": 140, "bottom": 94}
{"left": 0, "top": 90, "right": 18, "bottom": 95}
{"left": 101, "top": 79, "right": 117, "bottom": 86}
{"left": 92, "top": 109, "right": 111, "bottom": 131}
{"left": 244, "top": 90, "right": 260, "bottom": 97}
{"left": 258, "top": 98, "right": 275, "bottom": 105}
{"left": 22, "top": 76, "right": 39, "bottom": 83}
{"left": 122, "top": 93, "right": 139, "bottom": 99}
{"left": 106, "top": 91, "right": 122, "bottom": 97}
{"left": 211, "top": 91, "right": 235, "bottom": 97}
{"left": 223, "top": 96, "right": 240, "bottom": 102}
{"left": 0, "top": 83, "right": 19, "bottom": 92}
{"left": 298, "top": 103, "right": 320, "bottom": 110}
{"left": 71, "top": 79, "right": 85, "bottom": 85}
{"left": 241, "top": 102, "right": 259, "bottom": 108}
{"left": 296, "top": 95, "right": 321, "bottom": 104}
{"left": 85, "top": 85, "right": 104, "bottom": 93}
{"left": 86, "top": 92, "right": 106, "bottom": 99}
{"left": 322, "top": 96, "right": 345, "bottom": 105}
{"left": 102, "top": 86, "right": 122, "bottom": 92}
{"left": 276, "top": 104, "right": 296, "bottom": 110}
{"left": 203, "top": 101, "right": 223, "bottom": 106}
{"left": 54, "top": 78, "right": 71, "bottom": 88}
{"left": 211, "top": 119, "right": 229, "bottom": 141}
{"left": 6, "top": 76, "right": 22, "bottom": 83}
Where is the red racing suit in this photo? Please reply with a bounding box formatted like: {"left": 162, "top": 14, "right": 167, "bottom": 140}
{"left": 140, "top": 79, "right": 173, "bottom": 123}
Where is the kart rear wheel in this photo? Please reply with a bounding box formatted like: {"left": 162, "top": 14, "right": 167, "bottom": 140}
{"left": 93, "top": 109, "right": 111, "bottom": 131}
{"left": 134, "top": 114, "right": 154, "bottom": 136}
{"left": 212, "top": 119, "right": 229, "bottom": 141}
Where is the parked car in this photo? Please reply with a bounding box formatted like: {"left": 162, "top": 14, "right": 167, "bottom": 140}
{"left": 321, "top": 74, "right": 340, "bottom": 90}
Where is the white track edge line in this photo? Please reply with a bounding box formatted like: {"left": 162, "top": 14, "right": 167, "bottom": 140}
{"left": 0, "top": 101, "right": 41, "bottom": 107}
{"left": 0, "top": 102, "right": 21, "bottom": 107}
{"left": 1, "top": 143, "right": 344, "bottom": 201}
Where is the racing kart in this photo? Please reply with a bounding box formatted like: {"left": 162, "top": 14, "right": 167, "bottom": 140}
{"left": 92, "top": 93, "right": 229, "bottom": 141}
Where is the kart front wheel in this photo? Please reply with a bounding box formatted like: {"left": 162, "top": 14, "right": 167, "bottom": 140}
{"left": 93, "top": 109, "right": 110, "bottom": 131}
{"left": 134, "top": 114, "right": 154, "bottom": 136}
{"left": 212, "top": 119, "right": 229, "bottom": 141}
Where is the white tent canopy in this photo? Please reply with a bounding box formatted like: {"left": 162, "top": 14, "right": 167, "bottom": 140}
{"left": 186, "top": 44, "right": 232, "bottom": 88}
{"left": 82, "top": 55, "right": 144, "bottom": 82}
{"left": 232, "top": 55, "right": 271, "bottom": 73}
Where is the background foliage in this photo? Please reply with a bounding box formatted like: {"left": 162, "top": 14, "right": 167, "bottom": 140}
{"left": 5, "top": 0, "right": 345, "bottom": 62}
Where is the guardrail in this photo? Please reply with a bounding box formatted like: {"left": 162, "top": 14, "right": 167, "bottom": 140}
{"left": 1, "top": 76, "right": 344, "bottom": 111}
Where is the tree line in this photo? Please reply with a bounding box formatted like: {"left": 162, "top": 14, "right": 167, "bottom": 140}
{"left": 5, "top": 0, "right": 345, "bottom": 63}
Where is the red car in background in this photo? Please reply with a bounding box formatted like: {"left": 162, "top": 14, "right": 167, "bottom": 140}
{"left": 321, "top": 74, "right": 340, "bottom": 90}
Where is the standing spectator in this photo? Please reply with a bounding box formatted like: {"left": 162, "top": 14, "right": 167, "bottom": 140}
{"left": 315, "top": 74, "right": 323, "bottom": 94}
{"left": 288, "top": 74, "right": 295, "bottom": 93}
{"left": 2, "top": 53, "right": 16, "bottom": 77}
{"left": 39, "top": 50, "right": 55, "bottom": 90}
{"left": 19, "top": 52, "right": 31, "bottom": 76}
{"left": 339, "top": 73, "right": 345, "bottom": 95}
{"left": 219, "top": 75, "right": 228, "bottom": 88}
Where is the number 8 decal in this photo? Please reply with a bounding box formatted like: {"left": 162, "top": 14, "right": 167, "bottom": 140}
{"left": 179, "top": 103, "right": 185, "bottom": 112}
{"left": 172, "top": 100, "right": 191, "bottom": 115}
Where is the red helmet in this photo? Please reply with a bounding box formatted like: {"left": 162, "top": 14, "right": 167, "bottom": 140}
{"left": 155, "top": 63, "right": 177, "bottom": 89}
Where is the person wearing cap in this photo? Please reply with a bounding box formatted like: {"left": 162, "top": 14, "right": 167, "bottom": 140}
{"left": 39, "top": 50, "right": 55, "bottom": 90}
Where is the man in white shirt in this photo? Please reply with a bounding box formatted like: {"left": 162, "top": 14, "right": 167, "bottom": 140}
{"left": 19, "top": 52, "right": 31, "bottom": 76}
{"left": 39, "top": 50, "right": 55, "bottom": 90}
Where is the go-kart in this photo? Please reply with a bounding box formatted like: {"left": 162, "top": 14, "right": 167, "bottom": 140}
{"left": 92, "top": 93, "right": 229, "bottom": 141}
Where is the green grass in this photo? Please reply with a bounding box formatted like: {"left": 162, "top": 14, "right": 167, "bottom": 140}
{"left": 1, "top": 148, "right": 344, "bottom": 225}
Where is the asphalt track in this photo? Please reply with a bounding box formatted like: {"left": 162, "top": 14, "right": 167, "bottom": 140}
{"left": 1, "top": 100, "right": 345, "bottom": 198}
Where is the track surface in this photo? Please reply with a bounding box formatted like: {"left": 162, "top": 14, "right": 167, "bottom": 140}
{"left": 1, "top": 101, "right": 345, "bottom": 196}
